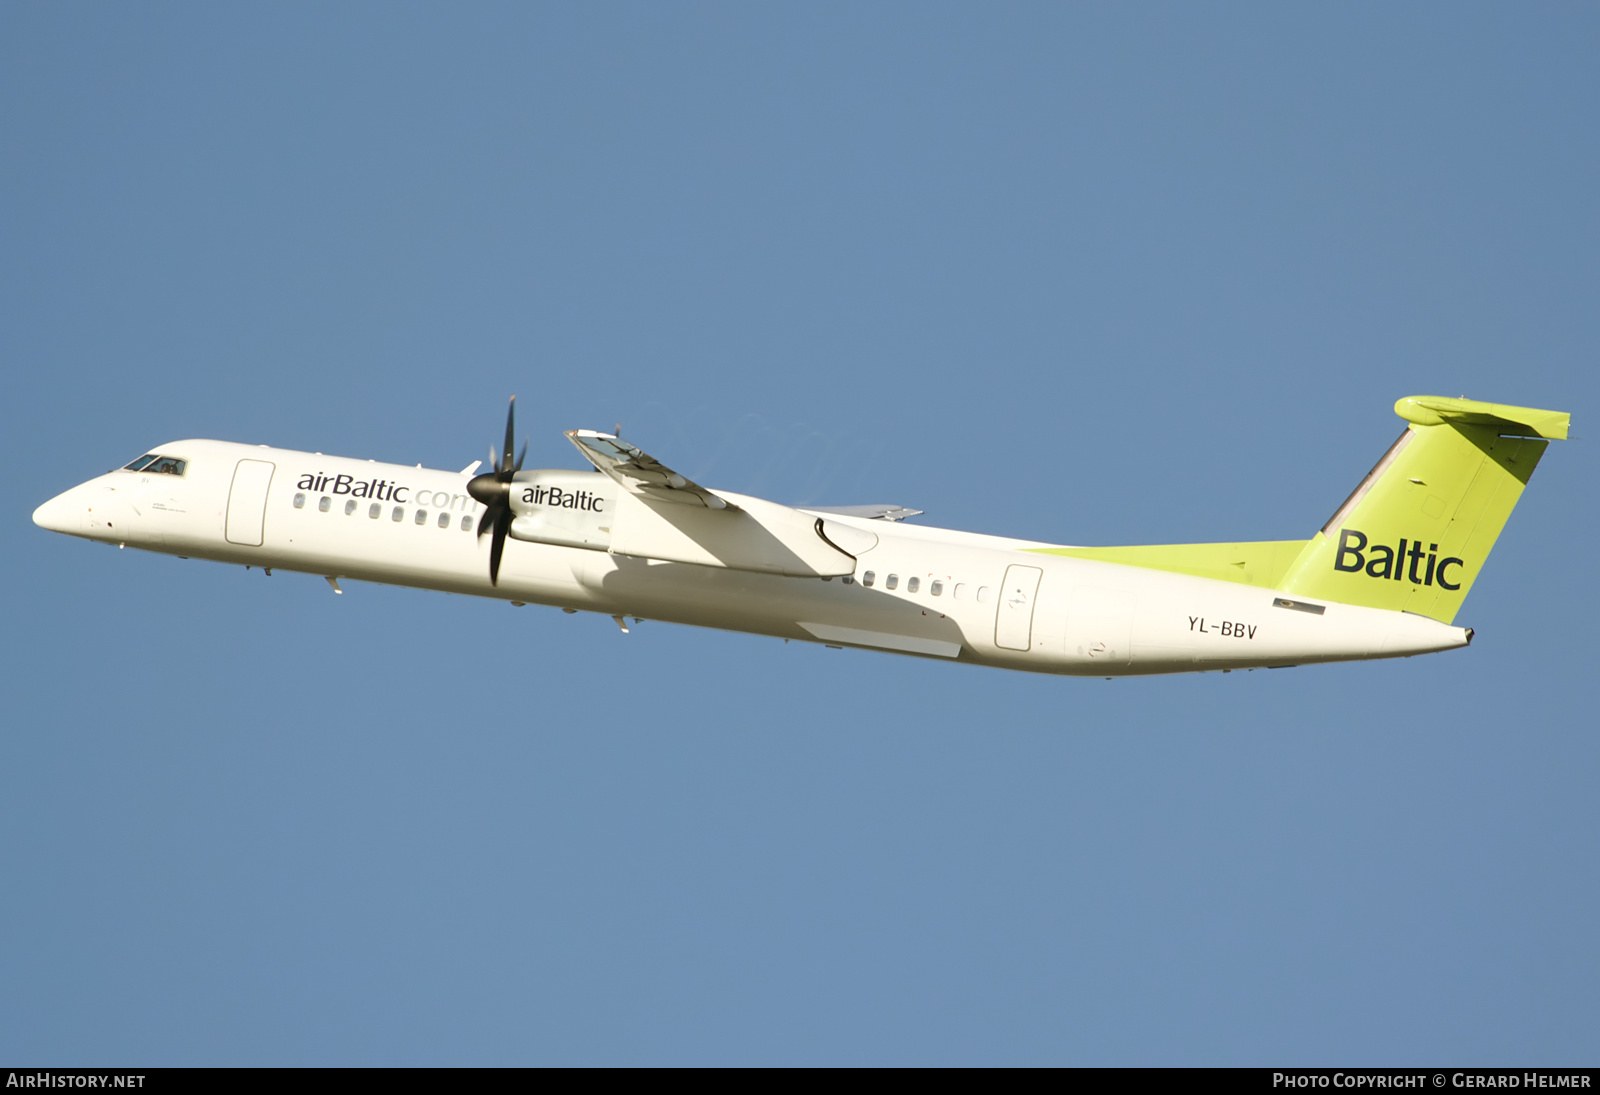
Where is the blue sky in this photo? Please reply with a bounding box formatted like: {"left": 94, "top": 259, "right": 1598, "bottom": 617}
{"left": 3, "top": 3, "right": 1596, "bottom": 1065}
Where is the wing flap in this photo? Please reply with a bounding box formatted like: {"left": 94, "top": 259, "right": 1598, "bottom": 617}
{"left": 566, "top": 430, "right": 734, "bottom": 510}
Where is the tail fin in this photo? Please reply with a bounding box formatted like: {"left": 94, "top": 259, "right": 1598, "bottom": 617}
{"left": 1277, "top": 396, "right": 1570, "bottom": 623}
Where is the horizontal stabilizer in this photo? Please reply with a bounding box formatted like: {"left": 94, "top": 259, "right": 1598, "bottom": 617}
{"left": 1394, "top": 396, "right": 1569, "bottom": 440}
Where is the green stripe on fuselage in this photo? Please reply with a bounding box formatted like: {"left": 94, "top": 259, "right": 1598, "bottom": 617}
{"left": 1027, "top": 540, "right": 1308, "bottom": 589}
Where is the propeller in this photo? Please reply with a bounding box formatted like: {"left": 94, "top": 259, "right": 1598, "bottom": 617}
{"left": 466, "top": 396, "right": 527, "bottom": 585}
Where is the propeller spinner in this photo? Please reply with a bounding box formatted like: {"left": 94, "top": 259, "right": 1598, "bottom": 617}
{"left": 466, "top": 396, "right": 528, "bottom": 585}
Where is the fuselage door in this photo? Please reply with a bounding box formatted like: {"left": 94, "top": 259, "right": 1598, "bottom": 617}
{"left": 995, "top": 564, "right": 1043, "bottom": 651}
{"left": 225, "top": 459, "right": 275, "bottom": 546}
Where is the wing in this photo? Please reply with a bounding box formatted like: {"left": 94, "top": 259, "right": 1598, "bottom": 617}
{"left": 802, "top": 504, "right": 923, "bottom": 522}
{"left": 565, "top": 430, "right": 735, "bottom": 510}
{"left": 562, "top": 430, "right": 866, "bottom": 577}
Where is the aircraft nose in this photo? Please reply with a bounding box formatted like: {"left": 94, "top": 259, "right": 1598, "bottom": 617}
{"left": 33, "top": 488, "right": 85, "bottom": 534}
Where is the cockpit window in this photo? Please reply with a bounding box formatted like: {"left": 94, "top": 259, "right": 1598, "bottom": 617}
{"left": 123, "top": 454, "right": 187, "bottom": 476}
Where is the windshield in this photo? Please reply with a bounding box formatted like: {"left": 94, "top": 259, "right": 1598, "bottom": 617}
{"left": 122, "top": 454, "right": 187, "bottom": 476}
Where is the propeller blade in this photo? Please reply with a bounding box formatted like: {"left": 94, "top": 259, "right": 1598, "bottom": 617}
{"left": 487, "top": 506, "right": 512, "bottom": 586}
{"left": 470, "top": 396, "right": 523, "bottom": 585}
{"left": 501, "top": 396, "right": 517, "bottom": 481}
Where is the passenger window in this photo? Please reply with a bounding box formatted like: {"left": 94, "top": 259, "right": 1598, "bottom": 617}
{"left": 414, "top": 509, "right": 428, "bottom": 525}
{"left": 842, "top": 576, "right": 854, "bottom": 585}
{"left": 437, "top": 512, "right": 450, "bottom": 528}
{"left": 930, "top": 580, "right": 943, "bottom": 596}
{"left": 885, "top": 574, "right": 899, "bottom": 590}
{"left": 862, "top": 571, "right": 875, "bottom": 587}
{"left": 318, "top": 496, "right": 332, "bottom": 513}
{"left": 977, "top": 586, "right": 992, "bottom": 604}
{"left": 391, "top": 506, "right": 404, "bottom": 522}
{"left": 954, "top": 583, "right": 966, "bottom": 599}
{"left": 460, "top": 515, "right": 473, "bottom": 531}
{"left": 345, "top": 500, "right": 357, "bottom": 516}
{"left": 906, "top": 577, "right": 920, "bottom": 593}
{"left": 293, "top": 493, "right": 306, "bottom": 509}
{"left": 369, "top": 503, "right": 382, "bottom": 519}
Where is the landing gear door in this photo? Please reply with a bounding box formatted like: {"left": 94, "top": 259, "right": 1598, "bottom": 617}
{"left": 995, "top": 564, "right": 1043, "bottom": 651}
{"left": 226, "top": 459, "right": 275, "bottom": 546}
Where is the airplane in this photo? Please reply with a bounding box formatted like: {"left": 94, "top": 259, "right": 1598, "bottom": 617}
{"left": 31, "top": 394, "right": 1569, "bottom": 677}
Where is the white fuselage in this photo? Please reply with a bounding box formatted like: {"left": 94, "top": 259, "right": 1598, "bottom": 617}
{"left": 33, "top": 439, "right": 1472, "bottom": 676}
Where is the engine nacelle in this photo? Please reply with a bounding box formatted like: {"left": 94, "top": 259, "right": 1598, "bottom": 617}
{"left": 507, "top": 469, "right": 616, "bottom": 551}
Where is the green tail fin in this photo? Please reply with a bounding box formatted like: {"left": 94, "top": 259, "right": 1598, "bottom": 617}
{"left": 1276, "top": 396, "right": 1570, "bottom": 623}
